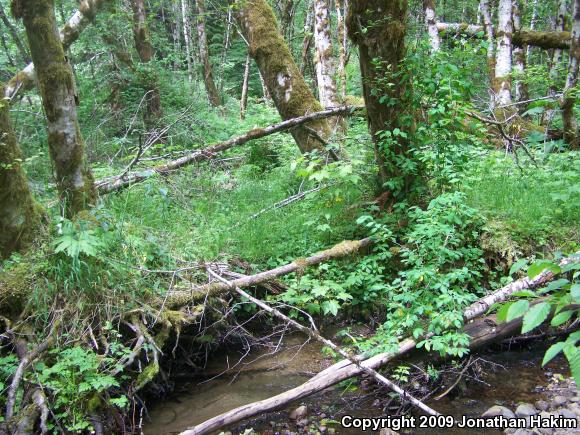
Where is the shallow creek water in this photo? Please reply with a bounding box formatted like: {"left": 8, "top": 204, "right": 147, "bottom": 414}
{"left": 144, "top": 333, "right": 568, "bottom": 435}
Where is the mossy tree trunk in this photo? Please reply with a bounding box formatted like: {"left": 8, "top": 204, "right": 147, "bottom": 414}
{"left": 424, "top": 0, "right": 441, "bottom": 52}
{"left": 494, "top": 0, "right": 513, "bottom": 107}
{"left": 236, "top": 0, "right": 334, "bottom": 157}
{"left": 335, "top": 0, "right": 347, "bottom": 100}
{"left": 12, "top": 0, "right": 96, "bottom": 216}
{"left": 130, "top": 0, "right": 163, "bottom": 130}
{"left": 194, "top": 0, "right": 221, "bottom": 107}
{"left": 562, "top": 0, "right": 579, "bottom": 148}
{"left": 347, "top": 0, "right": 411, "bottom": 191}
{"left": 313, "top": 0, "right": 344, "bottom": 132}
{"left": 0, "top": 89, "right": 44, "bottom": 258}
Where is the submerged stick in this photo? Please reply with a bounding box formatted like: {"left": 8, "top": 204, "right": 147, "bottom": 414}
{"left": 179, "top": 254, "right": 578, "bottom": 434}
{"left": 96, "top": 106, "right": 363, "bottom": 194}
{"left": 180, "top": 269, "right": 440, "bottom": 435}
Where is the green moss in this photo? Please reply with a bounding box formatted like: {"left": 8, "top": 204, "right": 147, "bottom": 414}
{"left": 135, "top": 361, "right": 159, "bottom": 391}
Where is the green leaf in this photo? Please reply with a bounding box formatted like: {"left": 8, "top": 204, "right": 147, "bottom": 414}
{"left": 509, "top": 259, "right": 528, "bottom": 276}
{"left": 506, "top": 300, "right": 530, "bottom": 322}
{"left": 528, "top": 261, "right": 561, "bottom": 279}
{"left": 551, "top": 310, "right": 574, "bottom": 327}
{"left": 545, "top": 279, "right": 570, "bottom": 292}
{"left": 321, "top": 300, "right": 340, "bottom": 316}
{"left": 543, "top": 341, "right": 567, "bottom": 366}
{"left": 521, "top": 302, "right": 550, "bottom": 333}
{"left": 511, "top": 290, "right": 536, "bottom": 298}
{"left": 496, "top": 302, "right": 513, "bottom": 323}
{"left": 571, "top": 284, "right": 580, "bottom": 302}
{"left": 564, "top": 346, "right": 580, "bottom": 387}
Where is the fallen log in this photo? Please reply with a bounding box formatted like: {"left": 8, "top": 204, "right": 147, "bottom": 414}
{"left": 96, "top": 106, "right": 363, "bottom": 194}
{"left": 167, "top": 237, "right": 373, "bottom": 308}
{"left": 4, "top": 0, "right": 108, "bottom": 101}
{"left": 436, "top": 22, "right": 571, "bottom": 49}
{"left": 178, "top": 254, "right": 577, "bottom": 435}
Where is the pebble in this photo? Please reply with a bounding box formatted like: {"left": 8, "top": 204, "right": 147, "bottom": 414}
{"left": 552, "top": 396, "right": 568, "bottom": 407}
{"left": 290, "top": 405, "right": 308, "bottom": 420}
{"left": 379, "top": 429, "right": 400, "bottom": 435}
{"left": 515, "top": 403, "right": 539, "bottom": 418}
{"left": 483, "top": 405, "right": 517, "bottom": 419}
{"left": 557, "top": 408, "right": 576, "bottom": 419}
{"left": 535, "top": 400, "right": 549, "bottom": 411}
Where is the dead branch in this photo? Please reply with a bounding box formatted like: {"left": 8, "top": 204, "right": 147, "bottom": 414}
{"left": 178, "top": 254, "right": 577, "bottom": 434}
{"left": 95, "top": 106, "right": 363, "bottom": 194}
{"left": 167, "top": 237, "right": 373, "bottom": 307}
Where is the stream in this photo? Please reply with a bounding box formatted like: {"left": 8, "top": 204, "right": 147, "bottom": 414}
{"left": 144, "top": 333, "right": 569, "bottom": 435}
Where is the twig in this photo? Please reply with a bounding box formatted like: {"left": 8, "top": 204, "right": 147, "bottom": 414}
{"left": 433, "top": 356, "right": 473, "bottom": 400}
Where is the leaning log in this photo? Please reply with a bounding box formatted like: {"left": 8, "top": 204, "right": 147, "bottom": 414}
{"left": 4, "top": 0, "right": 108, "bottom": 101}
{"left": 96, "top": 106, "right": 363, "bottom": 194}
{"left": 167, "top": 237, "right": 373, "bottom": 307}
{"left": 436, "top": 22, "right": 571, "bottom": 50}
{"left": 179, "top": 255, "right": 577, "bottom": 435}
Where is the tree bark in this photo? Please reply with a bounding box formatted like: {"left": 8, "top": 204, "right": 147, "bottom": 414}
{"left": 194, "top": 0, "right": 221, "bottom": 107}
{"left": 546, "top": 0, "right": 568, "bottom": 125}
{"left": 300, "top": 0, "right": 314, "bottom": 75}
{"left": 424, "top": 0, "right": 441, "bottom": 52}
{"left": 131, "top": 0, "right": 163, "bottom": 130}
{"left": 0, "top": 2, "right": 29, "bottom": 64}
{"left": 347, "top": 0, "right": 411, "bottom": 192}
{"left": 181, "top": 0, "right": 193, "bottom": 83}
{"left": 13, "top": 0, "right": 97, "bottom": 216}
{"left": 4, "top": 0, "right": 106, "bottom": 102}
{"left": 495, "top": 0, "right": 513, "bottom": 107}
{"left": 313, "top": 0, "right": 344, "bottom": 132}
{"left": 236, "top": 0, "right": 334, "bottom": 156}
{"left": 562, "top": 0, "right": 579, "bottom": 148}
{"left": 0, "top": 87, "right": 43, "bottom": 258}
{"left": 512, "top": 0, "right": 528, "bottom": 104}
{"left": 526, "top": 0, "right": 539, "bottom": 61}
{"left": 240, "top": 52, "right": 251, "bottom": 119}
{"left": 171, "top": 0, "right": 181, "bottom": 70}
{"left": 335, "top": 0, "right": 347, "bottom": 100}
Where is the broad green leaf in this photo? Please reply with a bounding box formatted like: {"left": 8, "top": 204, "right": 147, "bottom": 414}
{"left": 506, "top": 300, "right": 530, "bottom": 322}
{"left": 562, "top": 262, "right": 580, "bottom": 273}
{"left": 564, "top": 346, "right": 580, "bottom": 387}
{"left": 509, "top": 259, "right": 528, "bottom": 276}
{"left": 321, "top": 300, "right": 340, "bottom": 316}
{"left": 521, "top": 302, "right": 550, "bottom": 333}
{"left": 571, "top": 284, "right": 580, "bottom": 302}
{"left": 551, "top": 310, "right": 574, "bottom": 327}
{"left": 511, "top": 290, "right": 536, "bottom": 298}
{"left": 528, "top": 261, "right": 561, "bottom": 279}
{"left": 496, "top": 302, "right": 513, "bottom": 323}
{"left": 545, "top": 279, "right": 569, "bottom": 292}
{"left": 543, "top": 341, "right": 567, "bottom": 366}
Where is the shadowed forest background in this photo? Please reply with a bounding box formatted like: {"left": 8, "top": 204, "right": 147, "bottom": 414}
{"left": 0, "top": 0, "right": 578, "bottom": 433}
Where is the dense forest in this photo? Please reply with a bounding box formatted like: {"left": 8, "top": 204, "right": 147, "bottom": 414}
{"left": 0, "top": 0, "right": 578, "bottom": 433}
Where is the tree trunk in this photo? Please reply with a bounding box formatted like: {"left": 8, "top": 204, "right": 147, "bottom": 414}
{"left": 313, "top": 0, "right": 344, "bottom": 132}
{"left": 300, "top": 0, "right": 314, "bottom": 75}
{"left": 512, "top": 0, "right": 528, "bottom": 104}
{"left": 181, "top": 0, "right": 193, "bottom": 83}
{"left": 546, "top": 0, "right": 568, "bottom": 125}
{"left": 335, "top": 0, "right": 347, "bottom": 100}
{"left": 562, "top": 0, "right": 579, "bottom": 148}
{"left": 194, "top": 0, "right": 221, "bottom": 107}
{"left": 526, "top": 0, "right": 539, "bottom": 61}
{"left": 131, "top": 0, "right": 163, "bottom": 130}
{"left": 424, "top": 0, "right": 441, "bottom": 52}
{"left": 240, "top": 52, "right": 251, "bottom": 119}
{"left": 236, "top": 0, "right": 335, "bottom": 157}
{"left": 347, "top": 0, "right": 411, "bottom": 193}
{"left": 171, "top": 0, "right": 181, "bottom": 70}
{"left": 13, "top": 0, "right": 96, "bottom": 216}
{"left": 494, "top": 0, "right": 513, "bottom": 107}
{"left": 480, "top": 0, "right": 495, "bottom": 100}
{"left": 0, "top": 2, "right": 29, "bottom": 64}
{"left": 0, "top": 85, "right": 43, "bottom": 258}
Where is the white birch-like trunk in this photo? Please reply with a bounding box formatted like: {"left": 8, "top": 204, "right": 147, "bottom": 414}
{"left": 495, "top": 0, "right": 513, "bottom": 107}
{"left": 181, "top": 0, "right": 193, "bottom": 83}
{"left": 480, "top": 0, "right": 495, "bottom": 104}
{"left": 335, "top": 0, "right": 347, "bottom": 100}
{"left": 172, "top": 0, "right": 181, "bottom": 69}
{"left": 313, "top": 0, "right": 344, "bottom": 132}
{"left": 546, "top": 0, "right": 568, "bottom": 122}
{"left": 526, "top": 0, "right": 539, "bottom": 61}
{"left": 424, "top": 0, "right": 441, "bottom": 52}
{"left": 512, "top": 0, "right": 527, "bottom": 103}
{"left": 240, "top": 52, "right": 251, "bottom": 119}
{"left": 562, "top": 0, "right": 579, "bottom": 146}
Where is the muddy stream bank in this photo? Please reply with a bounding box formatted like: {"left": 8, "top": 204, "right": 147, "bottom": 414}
{"left": 144, "top": 333, "right": 573, "bottom": 435}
